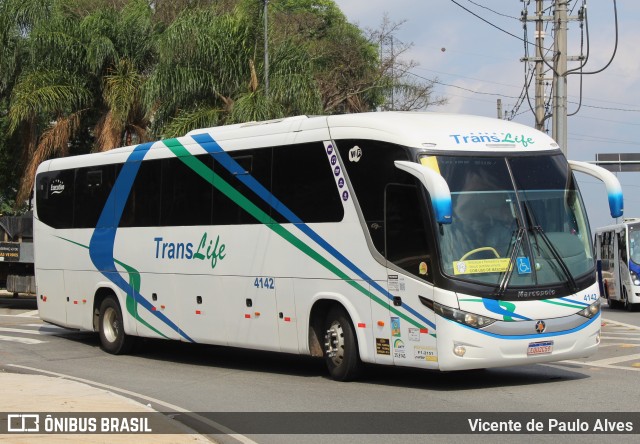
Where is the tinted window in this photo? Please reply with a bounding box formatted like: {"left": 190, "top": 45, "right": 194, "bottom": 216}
{"left": 385, "top": 184, "right": 432, "bottom": 281}
{"left": 74, "top": 165, "right": 116, "bottom": 228}
{"left": 35, "top": 169, "right": 75, "bottom": 229}
{"left": 120, "top": 160, "right": 161, "bottom": 227}
{"left": 213, "top": 149, "right": 272, "bottom": 225}
{"left": 336, "top": 140, "right": 411, "bottom": 254}
{"left": 272, "top": 142, "right": 344, "bottom": 223}
{"left": 161, "top": 155, "right": 213, "bottom": 226}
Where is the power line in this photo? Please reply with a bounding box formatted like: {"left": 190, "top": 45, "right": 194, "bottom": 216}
{"left": 408, "top": 71, "right": 521, "bottom": 99}
{"left": 414, "top": 64, "right": 640, "bottom": 109}
{"left": 410, "top": 69, "right": 640, "bottom": 113}
{"left": 569, "top": 102, "right": 640, "bottom": 113}
{"left": 574, "top": 115, "right": 640, "bottom": 127}
{"left": 448, "top": 0, "right": 538, "bottom": 48}
{"left": 464, "top": 0, "right": 520, "bottom": 21}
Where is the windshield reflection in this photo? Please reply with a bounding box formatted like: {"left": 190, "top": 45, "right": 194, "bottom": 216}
{"left": 423, "top": 154, "right": 594, "bottom": 290}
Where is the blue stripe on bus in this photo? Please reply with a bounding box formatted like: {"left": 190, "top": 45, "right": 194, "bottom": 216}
{"left": 629, "top": 259, "right": 640, "bottom": 275}
{"left": 89, "top": 142, "right": 194, "bottom": 343}
{"left": 447, "top": 312, "right": 599, "bottom": 340}
{"left": 558, "top": 297, "right": 590, "bottom": 307}
{"left": 481, "top": 298, "right": 531, "bottom": 321}
{"left": 190, "top": 132, "right": 437, "bottom": 331}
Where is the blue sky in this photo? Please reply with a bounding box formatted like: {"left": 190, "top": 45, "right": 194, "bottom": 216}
{"left": 333, "top": 0, "right": 640, "bottom": 231}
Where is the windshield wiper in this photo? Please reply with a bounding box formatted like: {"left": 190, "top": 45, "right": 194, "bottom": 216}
{"left": 521, "top": 201, "right": 578, "bottom": 293}
{"left": 530, "top": 225, "right": 578, "bottom": 293}
{"left": 497, "top": 227, "right": 525, "bottom": 297}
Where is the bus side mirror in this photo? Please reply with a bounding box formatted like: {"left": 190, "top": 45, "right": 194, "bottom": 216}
{"left": 394, "top": 161, "right": 452, "bottom": 224}
{"left": 568, "top": 160, "right": 623, "bottom": 219}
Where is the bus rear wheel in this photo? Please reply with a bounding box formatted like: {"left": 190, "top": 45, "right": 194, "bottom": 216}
{"left": 323, "top": 307, "right": 362, "bottom": 381}
{"left": 98, "top": 296, "right": 134, "bottom": 354}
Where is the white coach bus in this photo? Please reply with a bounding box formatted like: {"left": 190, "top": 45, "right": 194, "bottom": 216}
{"left": 34, "top": 112, "right": 623, "bottom": 380}
{"left": 595, "top": 218, "right": 640, "bottom": 311}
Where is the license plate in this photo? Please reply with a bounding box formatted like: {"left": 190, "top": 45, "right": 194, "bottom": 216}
{"left": 527, "top": 340, "right": 554, "bottom": 356}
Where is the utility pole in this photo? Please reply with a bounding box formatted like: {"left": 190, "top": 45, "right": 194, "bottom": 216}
{"left": 521, "top": 0, "right": 582, "bottom": 156}
{"left": 552, "top": 0, "right": 568, "bottom": 154}
{"left": 534, "top": 0, "right": 546, "bottom": 131}
{"left": 497, "top": 99, "right": 503, "bottom": 119}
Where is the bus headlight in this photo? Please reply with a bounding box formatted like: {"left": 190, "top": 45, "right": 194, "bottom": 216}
{"left": 433, "top": 302, "right": 497, "bottom": 329}
{"left": 577, "top": 301, "right": 600, "bottom": 319}
{"left": 630, "top": 271, "right": 640, "bottom": 286}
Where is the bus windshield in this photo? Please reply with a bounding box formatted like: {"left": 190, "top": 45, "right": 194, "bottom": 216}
{"left": 422, "top": 153, "right": 594, "bottom": 291}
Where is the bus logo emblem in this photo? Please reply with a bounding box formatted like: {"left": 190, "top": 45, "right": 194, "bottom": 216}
{"left": 50, "top": 179, "right": 65, "bottom": 195}
{"left": 535, "top": 320, "right": 546, "bottom": 334}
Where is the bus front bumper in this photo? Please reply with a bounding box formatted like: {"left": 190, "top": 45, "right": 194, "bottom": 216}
{"left": 435, "top": 313, "right": 601, "bottom": 371}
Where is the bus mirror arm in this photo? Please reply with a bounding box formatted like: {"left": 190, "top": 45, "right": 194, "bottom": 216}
{"left": 568, "top": 160, "right": 624, "bottom": 219}
{"left": 394, "top": 161, "right": 452, "bottom": 224}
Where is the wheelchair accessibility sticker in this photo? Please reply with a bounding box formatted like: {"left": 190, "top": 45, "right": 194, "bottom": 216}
{"left": 517, "top": 257, "right": 532, "bottom": 275}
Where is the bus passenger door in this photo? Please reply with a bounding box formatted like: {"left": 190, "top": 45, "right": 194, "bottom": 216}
{"left": 385, "top": 274, "right": 437, "bottom": 367}
{"left": 384, "top": 183, "right": 438, "bottom": 367}
{"left": 370, "top": 279, "right": 394, "bottom": 366}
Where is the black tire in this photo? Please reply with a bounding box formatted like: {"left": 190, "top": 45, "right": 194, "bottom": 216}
{"left": 323, "top": 306, "right": 362, "bottom": 381}
{"left": 623, "top": 288, "right": 636, "bottom": 312}
{"left": 98, "top": 296, "right": 134, "bottom": 354}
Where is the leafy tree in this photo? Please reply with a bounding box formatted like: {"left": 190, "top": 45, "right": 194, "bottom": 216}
{"left": 0, "top": 0, "right": 445, "bottom": 209}
{"left": 147, "top": 2, "right": 322, "bottom": 137}
{"left": 368, "top": 16, "right": 446, "bottom": 111}
{"left": 4, "top": 0, "right": 158, "bottom": 205}
{"left": 270, "top": 1, "right": 444, "bottom": 113}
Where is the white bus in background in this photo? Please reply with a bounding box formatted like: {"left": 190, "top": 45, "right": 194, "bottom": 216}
{"left": 595, "top": 219, "right": 640, "bottom": 311}
{"left": 34, "top": 112, "right": 623, "bottom": 381}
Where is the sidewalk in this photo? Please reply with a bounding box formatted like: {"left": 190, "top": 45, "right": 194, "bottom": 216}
{"left": 0, "top": 372, "right": 213, "bottom": 443}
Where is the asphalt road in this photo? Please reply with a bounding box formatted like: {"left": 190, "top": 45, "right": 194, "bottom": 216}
{"left": 1, "top": 294, "right": 639, "bottom": 444}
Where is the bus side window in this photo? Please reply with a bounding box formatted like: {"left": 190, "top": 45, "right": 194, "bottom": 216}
{"left": 272, "top": 142, "right": 344, "bottom": 224}
{"left": 384, "top": 183, "right": 432, "bottom": 282}
{"left": 213, "top": 149, "right": 271, "bottom": 225}
{"left": 161, "top": 155, "right": 213, "bottom": 226}
{"left": 335, "top": 139, "right": 411, "bottom": 256}
{"left": 74, "top": 165, "right": 116, "bottom": 229}
{"left": 35, "top": 170, "right": 75, "bottom": 229}
{"left": 619, "top": 231, "right": 628, "bottom": 264}
{"left": 120, "top": 159, "right": 161, "bottom": 227}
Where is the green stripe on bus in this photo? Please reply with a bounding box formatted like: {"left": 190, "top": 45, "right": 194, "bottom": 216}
{"left": 56, "top": 236, "right": 169, "bottom": 339}
{"left": 163, "top": 138, "right": 426, "bottom": 329}
{"left": 541, "top": 299, "right": 586, "bottom": 309}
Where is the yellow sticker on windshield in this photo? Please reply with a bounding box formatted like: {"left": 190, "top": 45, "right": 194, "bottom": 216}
{"left": 420, "top": 156, "right": 440, "bottom": 174}
{"left": 453, "top": 259, "right": 511, "bottom": 275}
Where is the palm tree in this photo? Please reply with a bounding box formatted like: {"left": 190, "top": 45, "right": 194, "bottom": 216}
{"left": 5, "top": 0, "right": 158, "bottom": 205}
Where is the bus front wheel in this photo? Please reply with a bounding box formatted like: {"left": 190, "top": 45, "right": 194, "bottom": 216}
{"left": 623, "top": 288, "right": 636, "bottom": 312}
{"left": 98, "top": 296, "right": 134, "bottom": 354}
{"left": 323, "top": 307, "right": 362, "bottom": 381}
